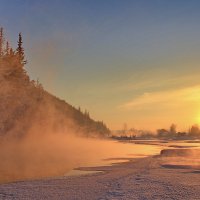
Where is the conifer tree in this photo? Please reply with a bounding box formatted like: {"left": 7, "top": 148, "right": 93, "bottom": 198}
{"left": 0, "top": 27, "right": 4, "bottom": 57}
{"left": 16, "top": 33, "right": 26, "bottom": 66}
{"left": 9, "top": 48, "right": 15, "bottom": 57}
{"left": 5, "top": 41, "right": 10, "bottom": 55}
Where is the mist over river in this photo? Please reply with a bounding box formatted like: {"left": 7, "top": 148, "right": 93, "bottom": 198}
{"left": 1, "top": 134, "right": 199, "bottom": 184}
{"left": 0, "top": 135, "right": 162, "bottom": 183}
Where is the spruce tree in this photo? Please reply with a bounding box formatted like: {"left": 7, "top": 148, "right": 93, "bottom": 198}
{"left": 5, "top": 41, "right": 9, "bottom": 55}
{"left": 0, "top": 27, "right": 4, "bottom": 57}
{"left": 16, "top": 33, "right": 26, "bottom": 66}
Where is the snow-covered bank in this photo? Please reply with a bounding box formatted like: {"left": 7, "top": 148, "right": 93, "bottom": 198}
{"left": 0, "top": 149, "right": 199, "bottom": 200}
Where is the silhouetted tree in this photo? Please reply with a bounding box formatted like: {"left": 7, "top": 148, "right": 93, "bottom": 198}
{"left": 157, "top": 129, "right": 169, "bottom": 138}
{"left": 189, "top": 124, "right": 200, "bottom": 137}
{"left": 5, "top": 41, "right": 10, "bottom": 56}
{"left": 170, "top": 123, "right": 176, "bottom": 135}
{"left": 84, "top": 110, "right": 90, "bottom": 118}
{"left": 0, "top": 27, "right": 4, "bottom": 57}
{"left": 16, "top": 33, "right": 26, "bottom": 66}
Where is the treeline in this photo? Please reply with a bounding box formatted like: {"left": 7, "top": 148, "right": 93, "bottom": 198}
{"left": 0, "top": 28, "right": 28, "bottom": 81}
{"left": 111, "top": 123, "right": 200, "bottom": 140}
{"left": 0, "top": 27, "right": 110, "bottom": 138}
{"left": 157, "top": 124, "right": 200, "bottom": 139}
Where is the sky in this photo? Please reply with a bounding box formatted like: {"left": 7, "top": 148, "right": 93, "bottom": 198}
{"left": 1, "top": 0, "right": 200, "bottom": 131}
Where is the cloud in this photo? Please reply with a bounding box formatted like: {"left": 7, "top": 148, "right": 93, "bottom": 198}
{"left": 117, "top": 74, "right": 200, "bottom": 93}
{"left": 119, "top": 85, "right": 200, "bottom": 110}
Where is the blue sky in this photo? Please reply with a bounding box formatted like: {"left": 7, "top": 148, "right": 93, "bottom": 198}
{"left": 1, "top": 0, "right": 200, "bottom": 131}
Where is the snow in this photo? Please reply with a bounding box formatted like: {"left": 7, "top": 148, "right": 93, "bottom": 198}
{"left": 0, "top": 152, "right": 200, "bottom": 200}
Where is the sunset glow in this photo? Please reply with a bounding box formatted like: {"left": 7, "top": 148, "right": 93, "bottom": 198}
{"left": 1, "top": 1, "right": 200, "bottom": 132}
{"left": 0, "top": 1, "right": 200, "bottom": 199}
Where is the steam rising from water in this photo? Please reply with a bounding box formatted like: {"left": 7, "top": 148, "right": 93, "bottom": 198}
{"left": 0, "top": 133, "right": 103, "bottom": 182}
{"left": 0, "top": 131, "right": 160, "bottom": 183}
{"left": 160, "top": 148, "right": 200, "bottom": 171}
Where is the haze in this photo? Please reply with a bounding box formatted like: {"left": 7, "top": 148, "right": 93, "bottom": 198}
{"left": 1, "top": 0, "right": 200, "bottom": 131}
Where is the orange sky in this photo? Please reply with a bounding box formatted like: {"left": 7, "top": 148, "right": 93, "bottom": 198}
{"left": 2, "top": 1, "right": 200, "bottom": 132}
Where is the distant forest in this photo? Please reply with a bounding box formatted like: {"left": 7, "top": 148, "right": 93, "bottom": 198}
{"left": 0, "top": 28, "right": 110, "bottom": 138}
{"left": 112, "top": 123, "right": 200, "bottom": 140}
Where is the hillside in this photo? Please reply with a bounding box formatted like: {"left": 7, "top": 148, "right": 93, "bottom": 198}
{"left": 0, "top": 29, "right": 110, "bottom": 139}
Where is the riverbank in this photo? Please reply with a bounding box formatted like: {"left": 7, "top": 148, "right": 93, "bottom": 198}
{"left": 0, "top": 148, "right": 199, "bottom": 200}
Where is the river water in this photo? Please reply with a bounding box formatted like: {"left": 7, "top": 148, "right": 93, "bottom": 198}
{"left": 0, "top": 139, "right": 199, "bottom": 183}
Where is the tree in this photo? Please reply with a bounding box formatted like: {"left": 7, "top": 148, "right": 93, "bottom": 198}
{"left": 0, "top": 28, "right": 29, "bottom": 81}
{"left": 84, "top": 110, "right": 90, "bottom": 118}
{"left": 170, "top": 123, "right": 176, "bottom": 135}
{"left": 16, "top": 33, "right": 26, "bottom": 66}
{"left": 157, "top": 129, "right": 169, "bottom": 138}
{"left": 9, "top": 48, "right": 15, "bottom": 57}
{"left": 123, "top": 123, "right": 127, "bottom": 135}
{"left": 189, "top": 124, "right": 200, "bottom": 137}
{"left": 5, "top": 41, "right": 10, "bottom": 56}
{"left": 0, "top": 27, "right": 4, "bottom": 57}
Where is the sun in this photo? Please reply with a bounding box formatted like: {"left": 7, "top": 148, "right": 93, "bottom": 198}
{"left": 195, "top": 115, "right": 200, "bottom": 124}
